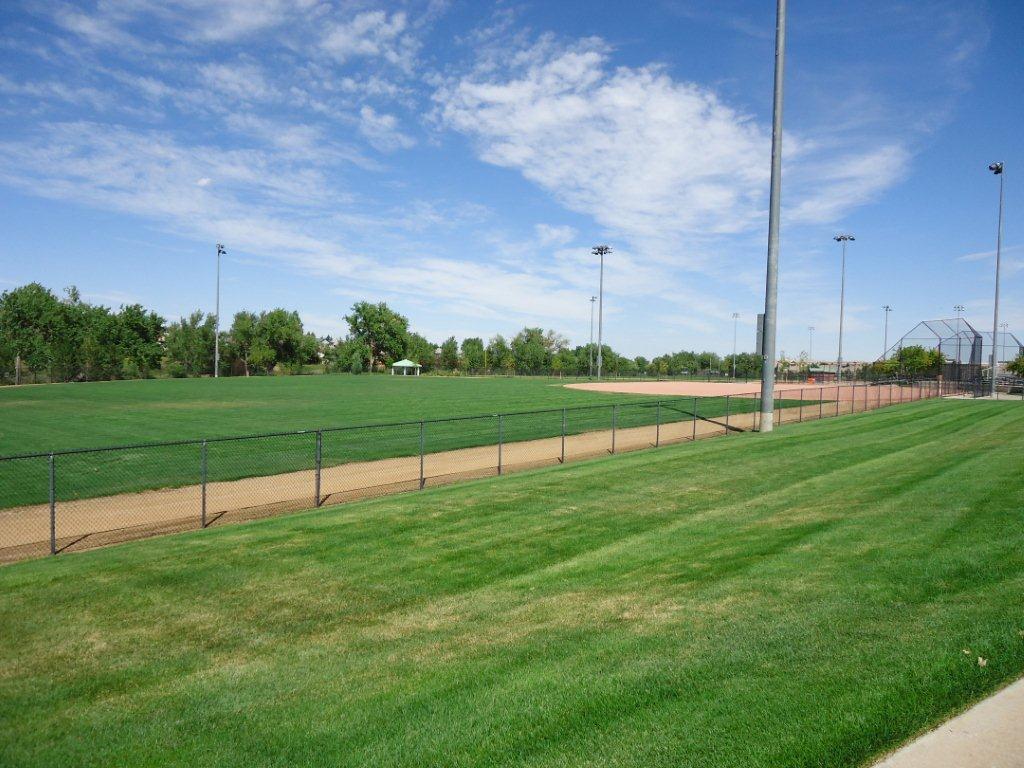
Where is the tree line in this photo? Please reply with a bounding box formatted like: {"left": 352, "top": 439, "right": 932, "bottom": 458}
{"left": 0, "top": 283, "right": 763, "bottom": 384}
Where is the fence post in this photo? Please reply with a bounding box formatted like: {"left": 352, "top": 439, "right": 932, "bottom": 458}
{"left": 315, "top": 430, "right": 323, "bottom": 507}
{"left": 48, "top": 453, "right": 56, "bottom": 555}
{"left": 560, "top": 408, "right": 566, "bottom": 464}
{"left": 200, "top": 440, "right": 207, "bottom": 528}
{"left": 497, "top": 414, "right": 503, "bottom": 475}
{"left": 419, "top": 421, "right": 425, "bottom": 489}
{"left": 656, "top": 401, "right": 661, "bottom": 447}
{"left": 611, "top": 404, "right": 617, "bottom": 454}
{"left": 692, "top": 397, "right": 698, "bottom": 440}
{"left": 818, "top": 387, "right": 823, "bottom": 420}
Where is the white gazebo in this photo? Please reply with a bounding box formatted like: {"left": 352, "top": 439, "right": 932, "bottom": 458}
{"left": 391, "top": 359, "right": 422, "bottom": 376}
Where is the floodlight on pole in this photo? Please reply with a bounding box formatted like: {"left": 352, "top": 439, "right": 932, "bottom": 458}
{"left": 834, "top": 234, "right": 855, "bottom": 382}
{"left": 882, "top": 305, "right": 892, "bottom": 360}
{"left": 757, "top": 0, "right": 787, "bottom": 433}
{"left": 215, "top": 243, "right": 226, "bottom": 378}
{"left": 731, "top": 313, "right": 740, "bottom": 378}
{"left": 988, "top": 161, "right": 1004, "bottom": 395}
{"left": 808, "top": 326, "right": 814, "bottom": 361}
{"left": 588, "top": 296, "right": 597, "bottom": 378}
{"left": 592, "top": 246, "right": 611, "bottom": 380}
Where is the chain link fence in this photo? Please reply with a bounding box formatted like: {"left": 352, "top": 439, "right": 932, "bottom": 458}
{"left": 0, "top": 380, "right": 969, "bottom": 563}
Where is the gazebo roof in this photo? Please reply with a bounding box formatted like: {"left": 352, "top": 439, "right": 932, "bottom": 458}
{"left": 391, "top": 359, "right": 421, "bottom": 367}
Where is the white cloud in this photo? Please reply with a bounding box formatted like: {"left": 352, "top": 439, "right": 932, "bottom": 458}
{"left": 535, "top": 224, "right": 576, "bottom": 246}
{"left": 321, "top": 11, "right": 413, "bottom": 67}
{"left": 435, "top": 39, "right": 770, "bottom": 257}
{"left": 358, "top": 106, "right": 416, "bottom": 152}
{"left": 199, "top": 62, "right": 277, "bottom": 102}
{"left": 435, "top": 36, "right": 912, "bottom": 270}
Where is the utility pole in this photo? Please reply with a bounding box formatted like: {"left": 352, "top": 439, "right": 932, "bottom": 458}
{"left": 215, "top": 243, "right": 225, "bottom": 378}
{"left": 592, "top": 246, "right": 611, "bottom": 380}
{"left": 834, "top": 234, "right": 855, "bottom": 382}
{"left": 731, "top": 312, "right": 740, "bottom": 378}
{"left": 588, "top": 295, "right": 597, "bottom": 378}
{"left": 758, "top": 0, "right": 787, "bottom": 433}
{"left": 882, "top": 305, "right": 892, "bottom": 360}
{"left": 988, "top": 162, "right": 1004, "bottom": 396}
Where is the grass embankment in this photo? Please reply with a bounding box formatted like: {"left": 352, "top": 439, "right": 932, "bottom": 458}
{"left": 1, "top": 399, "right": 1023, "bottom": 767}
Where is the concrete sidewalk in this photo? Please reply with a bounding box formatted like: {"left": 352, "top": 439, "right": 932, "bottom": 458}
{"left": 873, "top": 677, "right": 1024, "bottom": 767}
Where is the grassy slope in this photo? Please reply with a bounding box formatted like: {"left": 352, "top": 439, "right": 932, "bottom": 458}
{"left": 4, "top": 399, "right": 1021, "bottom": 767}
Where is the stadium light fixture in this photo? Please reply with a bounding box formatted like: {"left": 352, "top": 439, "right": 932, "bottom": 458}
{"left": 988, "top": 161, "right": 1005, "bottom": 395}
{"left": 592, "top": 246, "right": 612, "bottom": 380}
{"left": 215, "top": 243, "right": 226, "bottom": 379}
{"left": 833, "top": 234, "right": 855, "bottom": 382}
{"left": 758, "top": 0, "right": 787, "bottom": 433}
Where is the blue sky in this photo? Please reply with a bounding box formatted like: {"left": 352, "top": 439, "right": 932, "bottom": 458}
{"left": 0, "top": 0, "right": 1020, "bottom": 361}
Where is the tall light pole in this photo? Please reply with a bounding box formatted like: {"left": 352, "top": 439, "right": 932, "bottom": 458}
{"left": 588, "top": 295, "right": 597, "bottom": 378}
{"left": 882, "top": 305, "right": 892, "bottom": 360}
{"left": 834, "top": 234, "right": 855, "bottom": 382}
{"left": 215, "top": 243, "right": 225, "bottom": 378}
{"left": 808, "top": 326, "right": 814, "bottom": 360}
{"left": 988, "top": 161, "right": 1004, "bottom": 395}
{"left": 758, "top": 0, "right": 787, "bottom": 433}
{"left": 731, "top": 312, "right": 740, "bottom": 378}
{"left": 954, "top": 304, "right": 965, "bottom": 381}
{"left": 592, "top": 245, "right": 611, "bottom": 380}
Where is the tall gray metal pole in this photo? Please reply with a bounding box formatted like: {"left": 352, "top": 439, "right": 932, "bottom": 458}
{"left": 989, "top": 162, "right": 1004, "bottom": 396}
{"left": 593, "top": 246, "right": 611, "bottom": 380}
{"left": 834, "top": 234, "right": 854, "bottom": 382}
{"left": 214, "top": 243, "right": 225, "bottom": 378}
{"left": 588, "top": 295, "right": 596, "bottom": 378}
{"left": 758, "top": 0, "right": 786, "bottom": 433}
{"left": 731, "top": 313, "right": 739, "bottom": 378}
{"left": 808, "top": 326, "right": 814, "bottom": 361}
{"left": 882, "top": 305, "right": 892, "bottom": 360}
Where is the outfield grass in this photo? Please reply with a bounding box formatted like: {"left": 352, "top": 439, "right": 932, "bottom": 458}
{"left": 1, "top": 399, "right": 1022, "bottom": 767}
{"left": 0, "top": 375, "right": 801, "bottom": 507}
{"left": 0, "top": 375, "right": 659, "bottom": 455}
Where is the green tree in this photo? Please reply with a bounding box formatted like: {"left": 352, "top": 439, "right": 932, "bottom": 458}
{"left": 1007, "top": 352, "right": 1024, "bottom": 377}
{"left": 115, "top": 304, "right": 164, "bottom": 376}
{"left": 0, "top": 283, "right": 63, "bottom": 379}
{"left": 345, "top": 302, "right": 409, "bottom": 370}
{"left": 164, "top": 311, "right": 216, "bottom": 377}
{"left": 487, "top": 335, "right": 511, "bottom": 373}
{"left": 404, "top": 332, "right": 435, "bottom": 372}
{"left": 511, "top": 328, "right": 551, "bottom": 373}
{"left": 460, "top": 337, "right": 485, "bottom": 371}
{"left": 226, "top": 311, "right": 259, "bottom": 376}
{"left": 440, "top": 336, "right": 459, "bottom": 370}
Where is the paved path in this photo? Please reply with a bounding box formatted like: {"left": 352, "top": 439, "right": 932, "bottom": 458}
{"left": 873, "top": 678, "right": 1024, "bottom": 767}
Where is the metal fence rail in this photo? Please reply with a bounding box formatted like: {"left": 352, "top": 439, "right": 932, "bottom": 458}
{"left": 0, "top": 380, "right": 969, "bottom": 563}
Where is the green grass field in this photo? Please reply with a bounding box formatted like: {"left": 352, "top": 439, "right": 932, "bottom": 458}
{"left": 2, "top": 399, "right": 1022, "bottom": 767}
{"left": 0, "top": 374, "right": 761, "bottom": 454}
{"left": 0, "top": 376, "right": 803, "bottom": 508}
